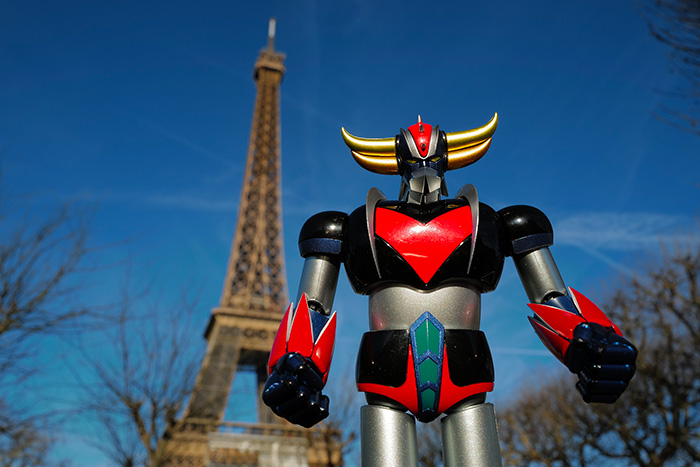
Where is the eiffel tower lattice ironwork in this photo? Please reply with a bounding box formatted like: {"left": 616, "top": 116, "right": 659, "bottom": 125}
{"left": 165, "top": 20, "right": 342, "bottom": 467}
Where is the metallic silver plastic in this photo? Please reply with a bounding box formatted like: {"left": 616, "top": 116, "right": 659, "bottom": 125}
{"left": 441, "top": 402, "right": 503, "bottom": 467}
{"left": 440, "top": 178, "right": 449, "bottom": 197}
{"left": 425, "top": 170, "right": 443, "bottom": 194}
{"left": 513, "top": 247, "right": 567, "bottom": 303}
{"left": 399, "top": 180, "right": 408, "bottom": 202}
{"left": 368, "top": 284, "right": 481, "bottom": 331}
{"left": 366, "top": 187, "right": 387, "bottom": 279}
{"left": 295, "top": 255, "right": 340, "bottom": 315}
{"left": 406, "top": 188, "right": 424, "bottom": 205}
{"left": 401, "top": 128, "right": 423, "bottom": 160}
{"left": 361, "top": 404, "right": 418, "bottom": 467}
{"left": 455, "top": 183, "right": 479, "bottom": 273}
{"left": 427, "top": 124, "right": 439, "bottom": 158}
{"left": 406, "top": 167, "right": 442, "bottom": 205}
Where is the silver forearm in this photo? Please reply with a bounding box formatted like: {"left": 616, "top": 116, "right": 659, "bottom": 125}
{"left": 295, "top": 255, "right": 340, "bottom": 315}
{"left": 512, "top": 247, "right": 567, "bottom": 303}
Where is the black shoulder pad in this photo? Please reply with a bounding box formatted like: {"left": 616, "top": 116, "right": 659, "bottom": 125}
{"left": 298, "top": 211, "right": 348, "bottom": 258}
{"left": 498, "top": 205, "right": 553, "bottom": 256}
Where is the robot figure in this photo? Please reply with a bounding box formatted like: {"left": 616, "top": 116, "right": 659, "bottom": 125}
{"left": 262, "top": 114, "right": 637, "bottom": 466}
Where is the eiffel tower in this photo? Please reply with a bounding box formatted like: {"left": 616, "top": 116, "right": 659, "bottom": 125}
{"left": 165, "top": 20, "right": 342, "bottom": 467}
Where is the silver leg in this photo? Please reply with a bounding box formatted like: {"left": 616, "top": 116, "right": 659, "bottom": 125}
{"left": 360, "top": 404, "right": 418, "bottom": 467}
{"left": 441, "top": 402, "right": 503, "bottom": 467}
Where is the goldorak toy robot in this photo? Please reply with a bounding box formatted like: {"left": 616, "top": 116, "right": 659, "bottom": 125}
{"left": 262, "top": 114, "right": 637, "bottom": 466}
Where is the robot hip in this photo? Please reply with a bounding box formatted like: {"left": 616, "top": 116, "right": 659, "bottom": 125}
{"left": 356, "top": 314, "right": 495, "bottom": 423}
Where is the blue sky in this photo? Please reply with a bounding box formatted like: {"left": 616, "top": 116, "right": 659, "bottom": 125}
{"left": 2, "top": 0, "right": 699, "bottom": 464}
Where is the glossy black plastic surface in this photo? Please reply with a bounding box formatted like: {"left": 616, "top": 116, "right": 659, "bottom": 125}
{"left": 498, "top": 205, "right": 554, "bottom": 256}
{"left": 444, "top": 330, "right": 495, "bottom": 387}
{"left": 262, "top": 353, "right": 329, "bottom": 428}
{"left": 355, "top": 330, "right": 410, "bottom": 387}
{"left": 298, "top": 211, "right": 348, "bottom": 258}
{"left": 567, "top": 322, "right": 638, "bottom": 403}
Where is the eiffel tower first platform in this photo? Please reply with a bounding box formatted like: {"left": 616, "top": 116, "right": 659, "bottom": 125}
{"left": 165, "top": 20, "right": 342, "bottom": 467}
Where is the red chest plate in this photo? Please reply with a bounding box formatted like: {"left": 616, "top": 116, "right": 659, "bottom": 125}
{"left": 375, "top": 206, "right": 472, "bottom": 283}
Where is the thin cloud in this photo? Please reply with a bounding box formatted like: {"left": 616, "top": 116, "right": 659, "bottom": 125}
{"left": 142, "top": 192, "right": 240, "bottom": 212}
{"left": 68, "top": 189, "right": 239, "bottom": 213}
{"left": 553, "top": 211, "right": 697, "bottom": 275}
{"left": 136, "top": 117, "right": 235, "bottom": 168}
{"left": 555, "top": 212, "right": 696, "bottom": 250}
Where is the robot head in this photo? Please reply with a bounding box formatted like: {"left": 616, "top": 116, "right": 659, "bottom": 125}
{"left": 341, "top": 113, "right": 498, "bottom": 205}
{"left": 396, "top": 117, "right": 447, "bottom": 204}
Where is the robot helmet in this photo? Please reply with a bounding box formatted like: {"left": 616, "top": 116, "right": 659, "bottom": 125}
{"left": 396, "top": 117, "right": 447, "bottom": 204}
{"left": 341, "top": 113, "right": 498, "bottom": 204}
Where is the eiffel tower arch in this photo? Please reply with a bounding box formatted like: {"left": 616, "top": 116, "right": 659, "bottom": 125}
{"left": 165, "top": 19, "right": 342, "bottom": 467}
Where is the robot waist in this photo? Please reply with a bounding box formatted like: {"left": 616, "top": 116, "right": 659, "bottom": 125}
{"left": 367, "top": 283, "right": 481, "bottom": 330}
{"left": 355, "top": 325, "right": 495, "bottom": 422}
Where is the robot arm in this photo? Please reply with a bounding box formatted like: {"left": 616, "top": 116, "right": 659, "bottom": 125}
{"left": 499, "top": 205, "right": 637, "bottom": 403}
{"left": 262, "top": 212, "right": 346, "bottom": 427}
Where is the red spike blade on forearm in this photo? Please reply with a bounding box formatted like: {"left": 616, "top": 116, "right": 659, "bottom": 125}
{"left": 568, "top": 287, "right": 622, "bottom": 335}
{"left": 267, "top": 293, "right": 337, "bottom": 382}
{"left": 528, "top": 288, "right": 624, "bottom": 363}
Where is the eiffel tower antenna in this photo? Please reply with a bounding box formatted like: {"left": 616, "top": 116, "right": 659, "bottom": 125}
{"left": 267, "top": 17, "right": 276, "bottom": 51}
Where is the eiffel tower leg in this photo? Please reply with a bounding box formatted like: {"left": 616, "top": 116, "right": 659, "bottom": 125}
{"left": 186, "top": 324, "right": 242, "bottom": 422}
{"left": 256, "top": 364, "right": 277, "bottom": 424}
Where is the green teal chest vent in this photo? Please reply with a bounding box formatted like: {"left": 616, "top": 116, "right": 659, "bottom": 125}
{"left": 410, "top": 311, "right": 445, "bottom": 422}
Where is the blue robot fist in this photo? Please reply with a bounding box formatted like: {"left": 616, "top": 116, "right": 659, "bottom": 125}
{"left": 567, "top": 322, "right": 638, "bottom": 403}
{"left": 262, "top": 352, "right": 330, "bottom": 428}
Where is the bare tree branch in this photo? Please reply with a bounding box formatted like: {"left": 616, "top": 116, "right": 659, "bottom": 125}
{"left": 70, "top": 284, "right": 204, "bottom": 467}
{"left": 0, "top": 399, "right": 54, "bottom": 467}
{"left": 0, "top": 199, "right": 91, "bottom": 384}
{"left": 316, "top": 366, "right": 361, "bottom": 466}
{"left": 417, "top": 420, "right": 443, "bottom": 467}
{"left": 639, "top": 0, "right": 700, "bottom": 136}
{"left": 500, "top": 238, "right": 700, "bottom": 466}
{"left": 0, "top": 167, "right": 94, "bottom": 465}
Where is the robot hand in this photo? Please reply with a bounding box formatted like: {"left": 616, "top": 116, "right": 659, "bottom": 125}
{"left": 262, "top": 352, "right": 330, "bottom": 428}
{"left": 528, "top": 288, "right": 638, "bottom": 404}
{"left": 566, "top": 322, "right": 637, "bottom": 403}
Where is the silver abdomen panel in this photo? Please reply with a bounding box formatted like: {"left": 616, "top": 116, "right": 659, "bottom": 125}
{"left": 368, "top": 283, "right": 481, "bottom": 331}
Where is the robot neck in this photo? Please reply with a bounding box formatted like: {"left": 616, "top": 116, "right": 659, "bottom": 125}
{"left": 399, "top": 167, "right": 448, "bottom": 205}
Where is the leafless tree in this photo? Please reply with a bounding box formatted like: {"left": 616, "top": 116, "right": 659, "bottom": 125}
{"left": 0, "top": 399, "right": 53, "bottom": 467}
{"left": 499, "top": 240, "right": 700, "bottom": 466}
{"left": 316, "top": 365, "right": 361, "bottom": 466}
{"left": 70, "top": 285, "right": 204, "bottom": 467}
{"left": 0, "top": 201, "right": 89, "bottom": 381}
{"left": 417, "top": 420, "right": 443, "bottom": 467}
{"left": 0, "top": 177, "right": 92, "bottom": 465}
{"left": 638, "top": 0, "right": 700, "bottom": 135}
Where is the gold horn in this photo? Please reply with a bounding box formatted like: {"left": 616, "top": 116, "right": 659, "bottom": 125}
{"left": 350, "top": 151, "right": 399, "bottom": 175}
{"left": 341, "top": 127, "right": 395, "bottom": 156}
{"left": 445, "top": 113, "right": 498, "bottom": 151}
{"left": 446, "top": 138, "right": 492, "bottom": 171}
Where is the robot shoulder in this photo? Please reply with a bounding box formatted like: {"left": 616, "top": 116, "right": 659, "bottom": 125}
{"left": 298, "top": 211, "right": 348, "bottom": 258}
{"left": 497, "top": 205, "right": 554, "bottom": 256}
